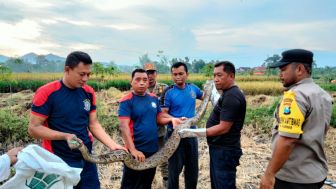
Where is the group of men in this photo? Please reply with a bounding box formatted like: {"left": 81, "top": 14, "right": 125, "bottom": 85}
{"left": 0, "top": 48, "right": 333, "bottom": 189}
{"left": 120, "top": 60, "right": 244, "bottom": 189}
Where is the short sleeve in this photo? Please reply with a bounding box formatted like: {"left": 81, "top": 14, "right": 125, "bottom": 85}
{"left": 194, "top": 85, "right": 203, "bottom": 100}
{"left": 220, "top": 95, "right": 241, "bottom": 122}
{"left": 31, "top": 88, "right": 52, "bottom": 117}
{"left": 90, "top": 90, "right": 97, "bottom": 112}
{"left": 118, "top": 101, "right": 131, "bottom": 118}
{"left": 163, "top": 90, "right": 171, "bottom": 108}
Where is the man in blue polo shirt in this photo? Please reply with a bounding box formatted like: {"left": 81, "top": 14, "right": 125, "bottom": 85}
{"left": 119, "top": 68, "right": 183, "bottom": 189}
{"left": 161, "top": 62, "right": 204, "bottom": 189}
{"left": 28, "top": 51, "right": 126, "bottom": 189}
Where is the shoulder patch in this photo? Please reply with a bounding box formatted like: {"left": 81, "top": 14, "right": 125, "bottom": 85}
{"left": 278, "top": 91, "right": 305, "bottom": 135}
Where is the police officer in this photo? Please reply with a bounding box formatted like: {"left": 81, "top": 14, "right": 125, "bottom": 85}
{"left": 144, "top": 63, "right": 169, "bottom": 187}
{"left": 260, "top": 49, "right": 333, "bottom": 189}
{"left": 144, "top": 63, "right": 168, "bottom": 99}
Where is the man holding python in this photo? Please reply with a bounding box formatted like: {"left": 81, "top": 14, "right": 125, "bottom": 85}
{"left": 118, "top": 68, "right": 184, "bottom": 189}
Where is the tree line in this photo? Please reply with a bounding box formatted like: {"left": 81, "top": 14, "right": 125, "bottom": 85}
{"left": 0, "top": 53, "right": 335, "bottom": 81}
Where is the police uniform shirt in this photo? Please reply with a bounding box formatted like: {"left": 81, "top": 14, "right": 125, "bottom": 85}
{"left": 147, "top": 82, "right": 168, "bottom": 101}
{"left": 147, "top": 82, "right": 168, "bottom": 138}
{"left": 272, "top": 78, "right": 333, "bottom": 183}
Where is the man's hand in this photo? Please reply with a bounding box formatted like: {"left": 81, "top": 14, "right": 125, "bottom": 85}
{"left": 66, "top": 134, "right": 83, "bottom": 149}
{"left": 129, "top": 149, "right": 145, "bottom": 162}
{"left": 178, "top": 128, "right": 206, "bottom": 138}
{"left": 109, "top": 143, "right": 127, "bottom": 151}
{"left": 7, "top": 147, "right": 23, "bottom": 165}
{"left": 260, "top": 173, "right": 275, "bottom": 189}
{"left": 172, "top": 117, "right": 187, "bottom": 129}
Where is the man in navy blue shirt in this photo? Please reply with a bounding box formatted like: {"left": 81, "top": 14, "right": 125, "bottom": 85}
{"left": 28, "top": 51, "right": 126, "bottom": 189}
{"left": 119, "top": 68, "right": 183, "bottom": 189}
{"left": 161, "top": 62, "right": 204, "bottom": 189}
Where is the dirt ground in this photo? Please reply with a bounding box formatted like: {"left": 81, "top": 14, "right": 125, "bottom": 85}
{"left": 95, "top": 126, "right": 336, "bottom": 189}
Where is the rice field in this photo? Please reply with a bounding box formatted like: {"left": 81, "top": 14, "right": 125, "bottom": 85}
{"left": 0, "top": 72, "right": 333, "bottom": 96}
{"left": 8, "top": 72, "right": 279, "bottom": 81}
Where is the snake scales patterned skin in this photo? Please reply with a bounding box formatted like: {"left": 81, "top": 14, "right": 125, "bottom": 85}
{"left": 69, "top": 80, "right": 214, "bottom": 170}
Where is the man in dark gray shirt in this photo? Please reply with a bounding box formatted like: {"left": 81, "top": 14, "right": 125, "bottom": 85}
{"left": 179, "top": 61, "right": 246, "bottom": 189}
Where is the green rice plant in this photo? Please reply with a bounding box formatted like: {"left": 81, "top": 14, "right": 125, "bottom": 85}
{"left": 331, "top": 103, "right": 336, "bottom": 128}
{"left": 0, "top": 109, "right": 31, "bottom": 145}
{"left": 0, "top": 80, "right": 51, "bottom": 93}
{"left": 245, "top": 97, "right": 280, "bottom": 134}
{"left": 319, "top": 83, "right": 336, "bottom": 92}
{"left": 1, "top": 73, "right": 333, "bottom": 94}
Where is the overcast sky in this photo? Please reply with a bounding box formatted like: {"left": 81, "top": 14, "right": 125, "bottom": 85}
{"left": 0, "top": 0, "right": 335, "bottom": 67}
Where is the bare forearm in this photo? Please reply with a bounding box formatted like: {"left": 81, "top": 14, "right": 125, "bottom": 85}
{"left": 158, "top": 117, "right": 172, "bottom": 125}
{"left": 28, "top": 114, "right": 71, "bottom": 140}
{"left": 28, "top": 125, "right": 70, "bottom": 140}
{"left": 157, "top": 112, "right": 173, "bottom": 125}
{"left": 90, "top": 123, "right": 117, "bottom": 149}
{"left": 120, "top": 125, "right": 136, "bottom": 151}
{"left": 206, "top": 125, "right": 228, "bottom": 137}
{"left": 206, "top": 121, "right": 232, "bottom": 137}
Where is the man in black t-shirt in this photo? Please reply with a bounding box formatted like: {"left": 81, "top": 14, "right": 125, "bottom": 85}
{"left": 179, "top": 61, "right": 246, "bottom": 189}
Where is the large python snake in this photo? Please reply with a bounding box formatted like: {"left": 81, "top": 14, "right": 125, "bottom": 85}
{"left": 69, "top": 80, "right": 214, "bottom": 170}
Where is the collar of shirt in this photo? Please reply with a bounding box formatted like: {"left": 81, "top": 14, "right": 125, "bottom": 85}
{"left": 286, "top": 77, "right": 313, "bottom": 91}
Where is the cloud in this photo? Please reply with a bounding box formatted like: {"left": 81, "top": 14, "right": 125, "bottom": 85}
{"left": 192, "top": 20, "right": 336, "bottom": 53}
{"left": 0, "top": 2, "right": 24, "bottom": 23}
{"left": 69, "top": 43, "right": 101, "bottom": 51}
{"left": 19, "top": 0, "right": 55, "bottom": 8}
{"left": 105, "top": 24, "right": 145, "bottom": 30}
{"left": 54, "top": 17, "right": 92, "bottom": 26}
{"left": 0, "top": 0, "right": 335, "bottom": 67}
{"left": 0, "top": 19, "right": 62, "bottom": 55}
